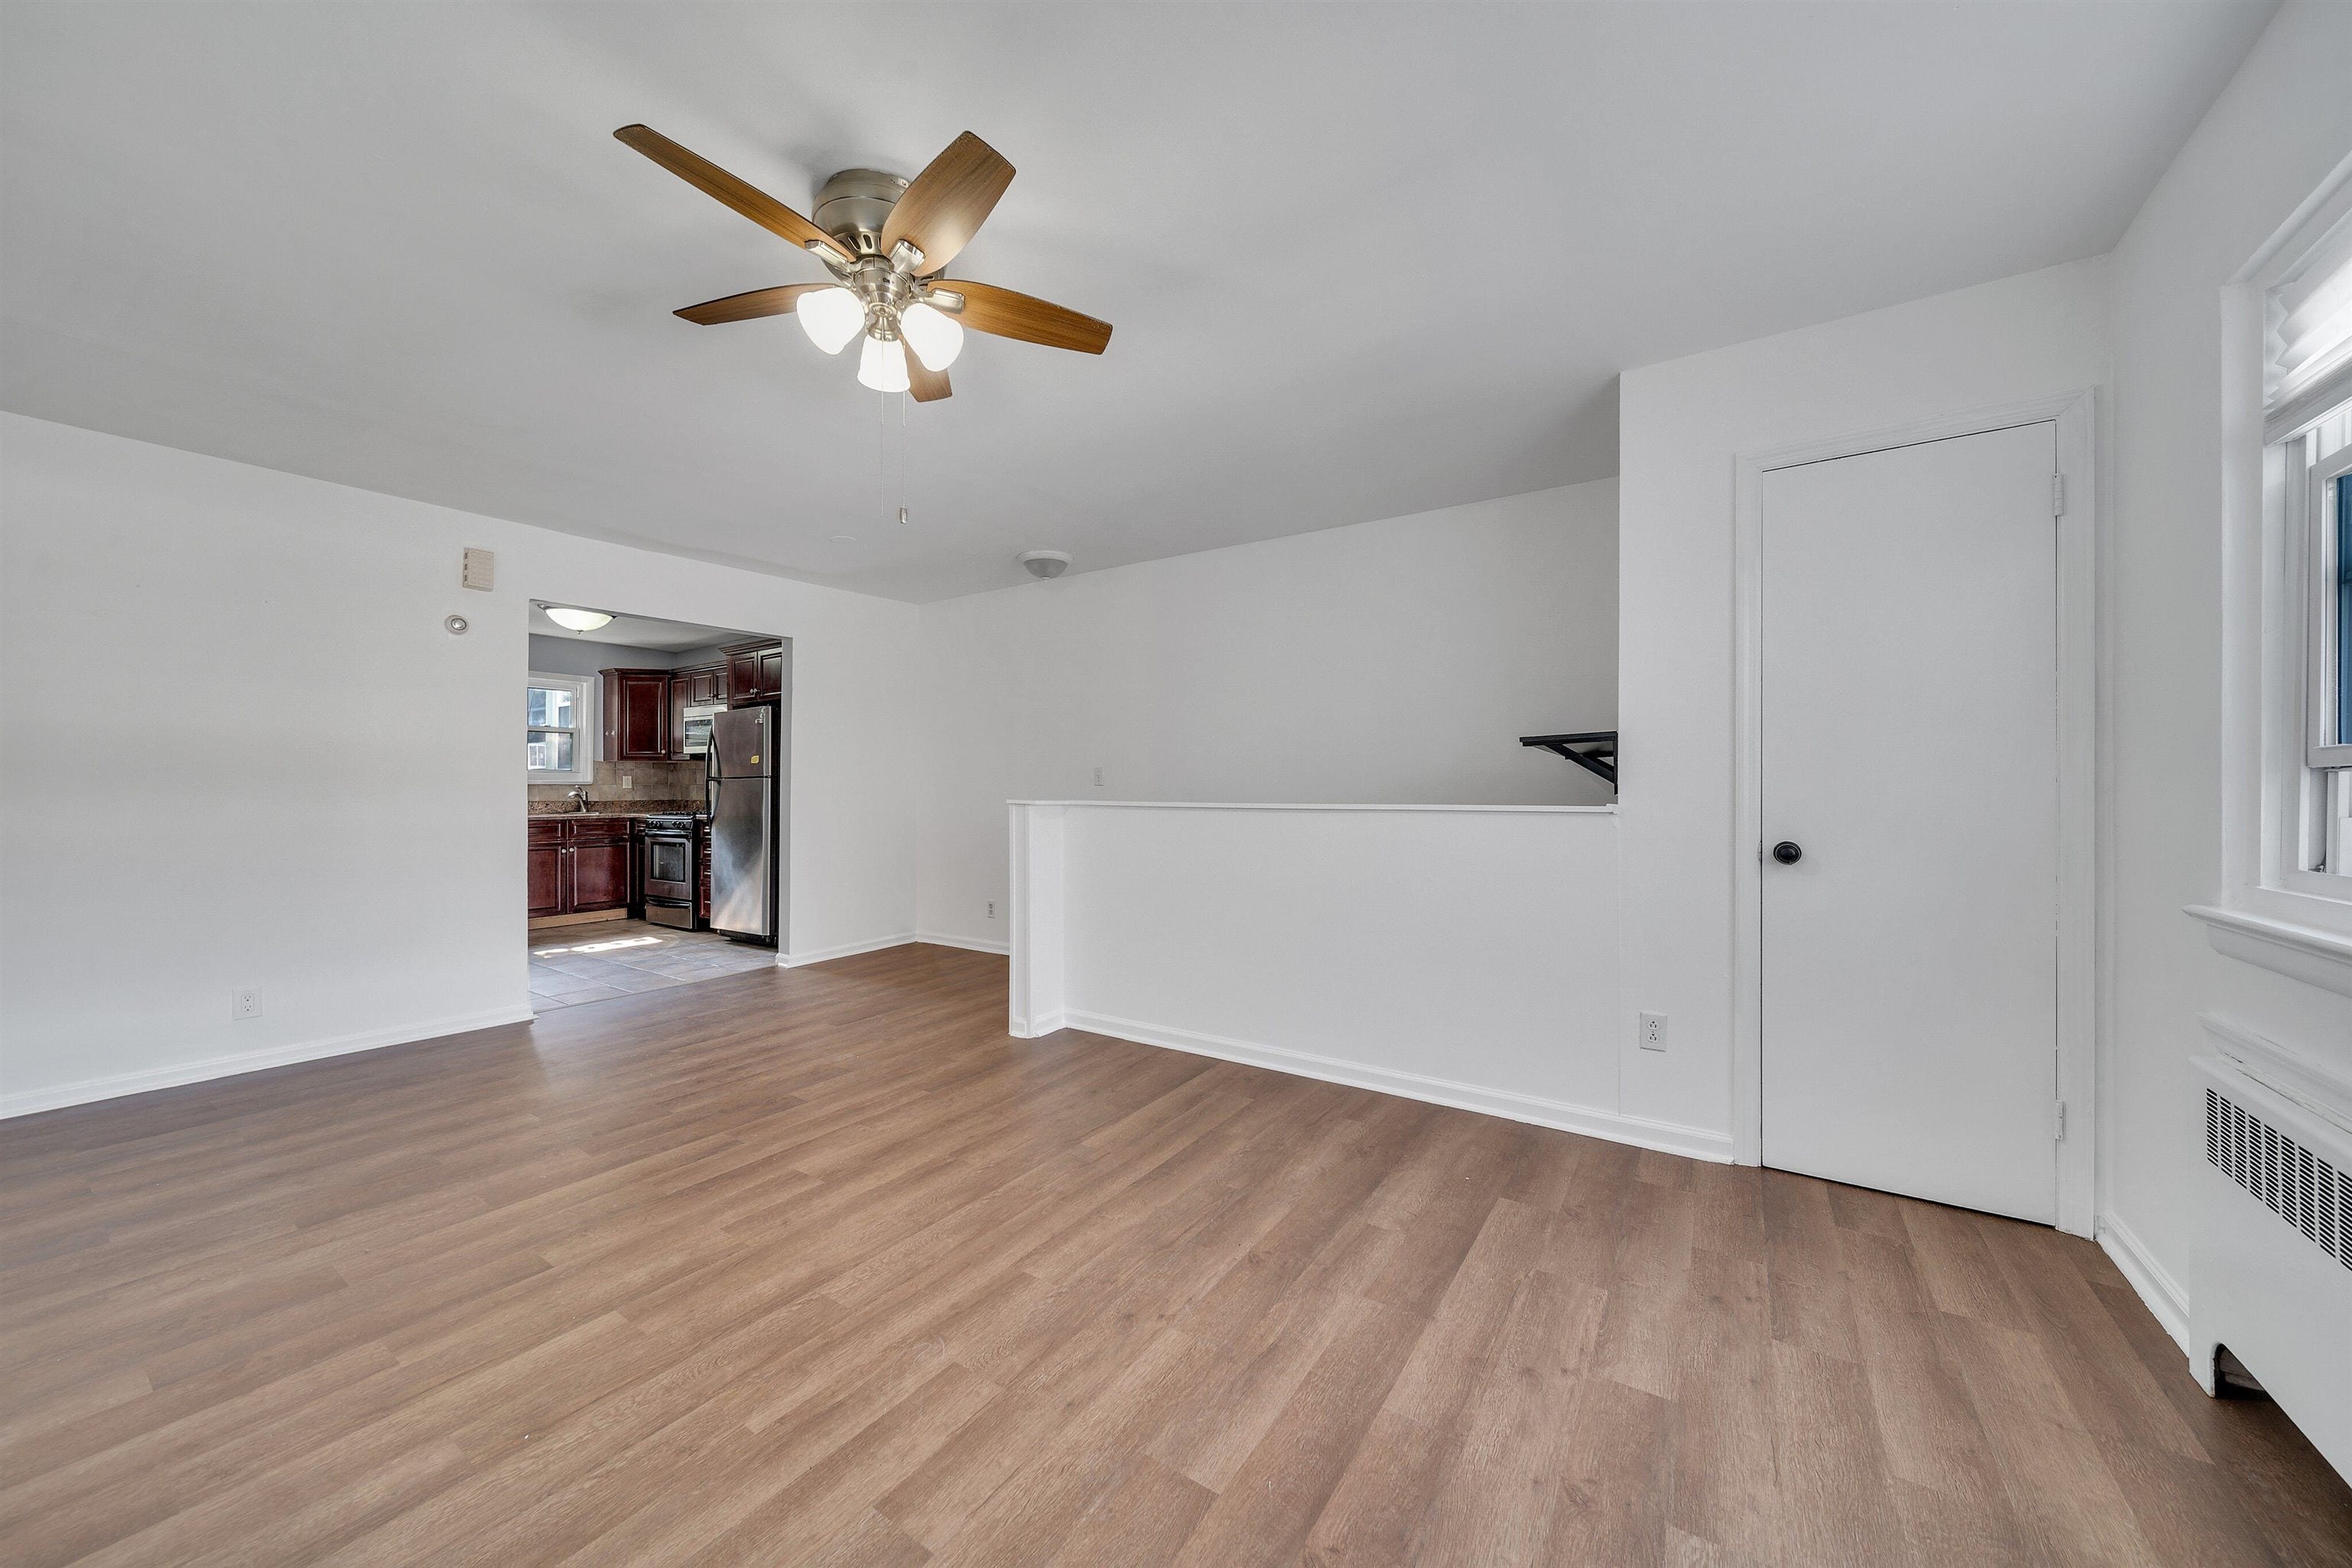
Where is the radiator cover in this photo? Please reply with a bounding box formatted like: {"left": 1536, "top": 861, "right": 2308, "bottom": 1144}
{"left": 2190, "top": 1045, "right": 2352, "bottom": 1483}
{"left": 2203, "top": 1084, "right": 2349, "bottom": 1272}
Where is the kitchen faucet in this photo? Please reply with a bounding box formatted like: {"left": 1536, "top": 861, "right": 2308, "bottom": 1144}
{"left": 567, "top": 788, "right": 591, "bottom": 813}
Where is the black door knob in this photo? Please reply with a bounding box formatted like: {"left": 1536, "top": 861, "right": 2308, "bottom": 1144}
{"left": 1772, "top": 841, "right": 1803, "bottom": 864}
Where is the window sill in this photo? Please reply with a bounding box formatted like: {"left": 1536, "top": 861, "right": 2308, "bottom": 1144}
{"left": 2184, "top": 903, "right": 2352, "bottom": 998}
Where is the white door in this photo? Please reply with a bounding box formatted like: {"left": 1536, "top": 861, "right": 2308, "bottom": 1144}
{"left": 1760, "top": 421, "right": 2059, "bottom": 1223}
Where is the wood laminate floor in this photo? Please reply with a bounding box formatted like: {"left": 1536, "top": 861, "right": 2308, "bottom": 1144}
{"left": 3, "top": 944, "right": 2346, "bottom": 1566}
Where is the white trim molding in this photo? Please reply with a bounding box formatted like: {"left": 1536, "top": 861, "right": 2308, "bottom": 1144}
{"left": 2220, "top": 167, "right": 2352, "bottom": 952}
{"left": 1008, "top": 802, "right": 1068, "bottom": 1037}
{"left": 1057, "top": 1009, "right": 1735, "bottom": 1164}
{"left": 2098, "top": 1212, "right": 2191, "bottom": 1357}
{"left": 524, "top": 669, "right": 596, "bottom": 785}
{"left": 916, "top": 932, "right": 1011, "bottom": 956}
{"left": 775, "top": 932, "right": 1012, "bottom": 969}
{"left": 2200, "top": 1011, "right": 2352, "bottom": 1134}
{"left": 779, "top": 933, "right": 916, "bottom": 968}
{"left": 0, "top": 1003, "right": 535, "bottom": 1119}
{"left": 1730, "top": 389, "right": 2102, "bottom": 1237}
{"left": 1006, "top": 799, "right": 1614, "bottom": 815}
{"left": 2185, "top": 903, "right": 2352, "bottom": 998}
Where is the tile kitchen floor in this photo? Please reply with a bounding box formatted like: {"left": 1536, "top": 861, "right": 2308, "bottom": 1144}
{"left": 527, "top": 916, "right": 775, "bottom": 1012}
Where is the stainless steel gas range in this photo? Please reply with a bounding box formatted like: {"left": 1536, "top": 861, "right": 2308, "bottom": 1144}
{"left": 639, "top": 813, "right": 701, "bottom": 929}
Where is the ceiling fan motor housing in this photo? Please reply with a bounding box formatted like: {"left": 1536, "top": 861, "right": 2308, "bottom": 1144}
{"left": 812, "top": 168, "right": 909, "bottom": 256}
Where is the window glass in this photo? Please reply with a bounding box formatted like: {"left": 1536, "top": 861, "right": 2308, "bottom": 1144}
{"left": 528, "top": 730, "right": 575, "bottom": 773}
{"left": 2337, "top": 472, "right": 2350, "bottom": 746}
{"left": 528, "top": 685, "right": 574, "bottom": 730}
{"left": 527, "top": 678, "right": 586, "bottom": 776}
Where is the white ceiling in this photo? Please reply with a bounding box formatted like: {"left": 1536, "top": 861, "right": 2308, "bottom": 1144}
{"left": 528, "top": 602, "right": 753, "bottom": 652}
{"left": 1, "top": 2, "right": 2272, "bottom": 601}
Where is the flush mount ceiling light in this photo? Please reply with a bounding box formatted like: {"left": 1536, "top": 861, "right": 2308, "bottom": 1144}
{"left": 615, "top": 125, "right": 1112, "bottom": 403}
{"left": 542, "top": 605, "right": 616, "bottom": 633}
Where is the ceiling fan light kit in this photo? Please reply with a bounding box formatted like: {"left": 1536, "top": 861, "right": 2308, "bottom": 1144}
{"left": 616, "top": 123, "right": 1112, "bottom": 404}
{"left": 795, "top": 286, "right": 864, "bottom": 354}
{"left": 857, "top": 333, "right": 911, "bottom": 394}
{"left": 898, "top": 301, "right": 963, "bottom": 371}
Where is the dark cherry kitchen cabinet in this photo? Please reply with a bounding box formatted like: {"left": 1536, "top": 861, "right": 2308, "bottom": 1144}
{"left": 600, "top": 668, "right": 671, "bottom": 761}
{"left": 724, "top": 641, "right": 785, "bottom": 707}
{"left": 697, "top": 818, "right": 713, "bottom": 923}
{"left": 569, "top": 819, "right": 632, "bottom": 913}
{"left": 527, "top": 822, "right": 565, "bottom": 919}
{"left": 529, "top": 816, "right": 635, "bottom": 923}
{"left": 666, "top": 663, "right": 725, "bottom": 761}
{"left": 724, "top": 645, "right": 759, "bottom": 707}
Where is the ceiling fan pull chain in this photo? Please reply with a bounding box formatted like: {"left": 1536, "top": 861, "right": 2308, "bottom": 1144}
{"left": 877, "top": 388, "right": 912, "bottom": 524}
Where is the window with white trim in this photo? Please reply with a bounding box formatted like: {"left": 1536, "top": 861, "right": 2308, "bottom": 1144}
{"left": 2295, "top": 420, "right": 2352, "bottom": 876}
{"left": 527, "top": 673, "right": 593, "bottom": 782}
{"left": 2269, "top": 209, "right": 2352, "bottom": 881}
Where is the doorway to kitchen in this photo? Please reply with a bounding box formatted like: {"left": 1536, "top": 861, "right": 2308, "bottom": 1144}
{"left": 525, "top": 599, "right": 792, "bottom": 1015}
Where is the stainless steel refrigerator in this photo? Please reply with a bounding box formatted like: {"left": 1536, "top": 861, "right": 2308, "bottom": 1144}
{"left": 707, "top": 706, "right": 778, "bottom": 944}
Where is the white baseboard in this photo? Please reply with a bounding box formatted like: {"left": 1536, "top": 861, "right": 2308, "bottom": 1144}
{"left": 2098, "top": 1212, "right": 2192, "bottom": 1357}
{"left": 779, "top": 932, "right": 917, "bottom": 967}
{"left": 916, "top": 932, "right": 1011, "bottom": 956}
{"left": 1056, "top": 1009, "right": 1735, "bottom": 1163}
{"left": 782, "top": 932, "right": 1014, "bottom": 967}
{"left": 0, "top": 1003, "right": 535, "bottom": 1120}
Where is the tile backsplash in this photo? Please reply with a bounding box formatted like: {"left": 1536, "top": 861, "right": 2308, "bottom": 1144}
{"left": 528, "top": 759, "right": 705, "bottom": 815}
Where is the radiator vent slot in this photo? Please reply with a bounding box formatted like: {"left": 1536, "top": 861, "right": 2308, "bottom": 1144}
{"left": 2206, "top": 1086, "right": 2351, "bottom": 1272}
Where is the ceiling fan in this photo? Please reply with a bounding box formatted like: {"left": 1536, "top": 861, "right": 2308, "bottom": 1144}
{"left": 616, "top": 124, "right": 1112, "bottom": 402}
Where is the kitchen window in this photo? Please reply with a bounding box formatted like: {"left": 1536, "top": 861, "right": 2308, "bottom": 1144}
{"left": 527, "top": 674, "right": 593, "bottom": 782}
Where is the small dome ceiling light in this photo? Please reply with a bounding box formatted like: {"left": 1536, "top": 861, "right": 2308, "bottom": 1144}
{"left": 1020, "top": 550, "right": 1071, "bottom": 580}
{"left": 543, "top": 605, "right": 616, "bottom": 633}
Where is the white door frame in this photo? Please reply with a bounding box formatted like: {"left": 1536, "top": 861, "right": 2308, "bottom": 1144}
{"left": 1730, "top": 388, "right": 2099, "bottom": 1237}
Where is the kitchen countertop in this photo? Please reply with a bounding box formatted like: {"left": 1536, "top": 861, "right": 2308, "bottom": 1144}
{"left": 527, "top": 802, "right": 705, "bottom": 819}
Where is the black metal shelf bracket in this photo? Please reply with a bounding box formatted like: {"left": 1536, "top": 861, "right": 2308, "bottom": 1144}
{"left": 1520, "top": 730, "right": 1617, "bottom": 790}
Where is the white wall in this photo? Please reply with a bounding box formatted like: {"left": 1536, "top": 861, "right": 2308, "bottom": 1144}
{"left": 527, "top": 632, "right": 687, "bottom": 679}
{"left": 1615, "top": 258, "right": 2112, "bottom": 1138}
{"left": 1004, "top": 802, "right": 1716, "bottom": 1156}
{"left": 2100, "top": 0, "right": 2352, "bottom": 1360}
{"left": 0, "top": 413, "right": 920, "bottom": 1113}
{"left": 917, "top": 482, "right": 1619, "bottom": 948}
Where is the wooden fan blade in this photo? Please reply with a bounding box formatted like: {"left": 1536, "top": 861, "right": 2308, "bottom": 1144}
{"left": 675, "top": 283, "right": 831, "bottom": 325}
{"left": 880, "top": 132, "right": 1014, "bottom": 275}
{"left": 906, "top": 351, "right": 952, "bottom": 402}
{"left": 942, "top": 279, "right": 1112, "bottom": 354}
{"left": 615, "top": 125, "right": 851, "bottom": 261}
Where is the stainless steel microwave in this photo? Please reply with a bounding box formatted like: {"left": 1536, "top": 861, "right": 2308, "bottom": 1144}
{"left": 679, "top": 703, "right": 727, "bottom": 758}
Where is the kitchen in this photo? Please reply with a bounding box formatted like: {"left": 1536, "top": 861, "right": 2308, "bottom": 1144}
{"left": 525, "top": 602, "right": 788, "bottom": 1011}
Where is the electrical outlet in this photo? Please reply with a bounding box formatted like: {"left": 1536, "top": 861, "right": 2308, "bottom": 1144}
{"left": 987, "top": 900, "right": 997, "bottom": 920}
{"left": 1092, "top": 767, "right": 1105, "bottom": 788}
{"left": 232, "top": 988, "right": 263, "bottom": 1021}
{"left": 1638, "top": 1012, "right": 1667, "bottom": 1051}
{"left": 622, "top": 774, "right": 634, "bottom": 790}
